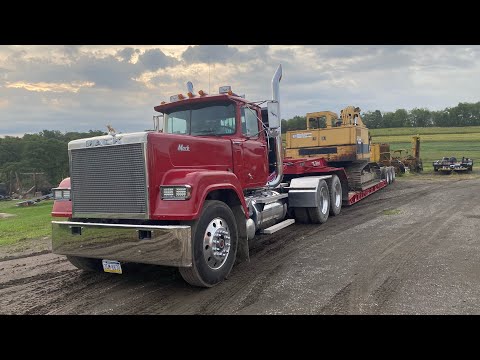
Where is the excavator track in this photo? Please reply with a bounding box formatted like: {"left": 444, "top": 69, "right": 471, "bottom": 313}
{"left": 344, "top": 161, "right": 380, "bottom": 191}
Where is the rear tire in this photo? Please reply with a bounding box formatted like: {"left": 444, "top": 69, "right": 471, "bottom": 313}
{"left": 307, "top": 180, "right": 330, "bottom": 224}
{"left": 328, "top": 175, "right": 342, "bottom": 216}
{"left": 294, "top": 207, "right": 310, "bottom": 224}
{"left": 66, "top": 256, "right": 102, "bottom": 272}
{"left": 390, "top": 168, "right": 395, "bottom": 182}
{"left": 179, "top": 200, "right": 238, "bottom": 288}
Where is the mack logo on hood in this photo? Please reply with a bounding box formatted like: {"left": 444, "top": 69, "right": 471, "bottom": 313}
{"left": 86, "top": 137, "right": 122, "bottom": 147}
{"left": 178, "top": 144, "right": 190, "bottom": 152}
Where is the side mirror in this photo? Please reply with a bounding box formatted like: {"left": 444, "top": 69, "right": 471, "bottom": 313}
{"left": 153, "top": 115, "right": 164, "bottom": 132}
{"left": 267, "top": 101, "right": 280, "bottom": 129}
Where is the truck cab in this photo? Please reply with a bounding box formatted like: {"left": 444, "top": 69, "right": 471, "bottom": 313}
{"left": 154, "top": 94, "right": 270, "bottom": 190}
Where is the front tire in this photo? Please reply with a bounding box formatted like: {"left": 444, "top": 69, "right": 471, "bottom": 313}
{"left": 179, "top": 200, "right": 238, "bottom": 288}
{"left": 66, "top": 256, "right": 102, "bottom": 272}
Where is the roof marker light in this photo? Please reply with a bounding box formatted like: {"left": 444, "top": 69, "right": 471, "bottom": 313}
{"left": 219, "top": 86, "right": 231, "bottom": 94}
{"left": 198, "top": 90, "right": 207, "bottom": 96}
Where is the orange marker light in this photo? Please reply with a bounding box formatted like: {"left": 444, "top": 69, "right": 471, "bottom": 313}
{"left": 178, "top": 94, "right": 185, "bottom": 100}
{"left": 227, "top": 90, "right": 233, "bottom": 96}
{"left": 187, "top": 92, "right": 194, "bottom": 98}
{"left": 161, "top": 101, "right": 166, "bottom": 104}
{"left": 198, "top": 90, "right": 207, "bottom": 96}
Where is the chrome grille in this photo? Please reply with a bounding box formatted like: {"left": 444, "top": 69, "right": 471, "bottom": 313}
{"left": 70, "top": 143, "right": 148, "bottom": 218}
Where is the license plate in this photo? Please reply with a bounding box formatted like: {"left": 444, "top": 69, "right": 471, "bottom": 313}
{"left": 102, "top": 260, "right": 122, "bottom": 274}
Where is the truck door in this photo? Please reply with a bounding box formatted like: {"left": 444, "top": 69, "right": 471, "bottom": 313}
{"left": 232, "top": 106, "right": 269, "bottom": 189}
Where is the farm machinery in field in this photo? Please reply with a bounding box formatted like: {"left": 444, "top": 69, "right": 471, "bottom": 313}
{"left": 370, "top": 135, "right": 423, "bottom": 174}
{"left": 433, "top": 156, "right": 473, "bottom": 173}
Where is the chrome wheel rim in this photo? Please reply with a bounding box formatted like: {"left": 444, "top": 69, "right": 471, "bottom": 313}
{"left": 320, "top": 187, "right": 329, "bottom": 214}
{"left": 203, "top": 217, "right": 231, "bottom": 270}
{"left": 334, "top": 182, "right": 341, "bottom": 208}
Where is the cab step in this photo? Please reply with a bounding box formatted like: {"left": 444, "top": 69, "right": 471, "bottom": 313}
{"left": 260, "top": 219, "right": 296, "bottom": 234}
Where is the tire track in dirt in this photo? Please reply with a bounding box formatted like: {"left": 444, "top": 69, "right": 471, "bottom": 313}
{"left": 319, "top": 179, "right": 480, "bottom": 314}
{"left": 1, "top": 179, "right": 474, "bottom": 314}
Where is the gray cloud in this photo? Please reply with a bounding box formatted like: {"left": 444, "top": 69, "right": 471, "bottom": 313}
{"left": 182, "top": 45, "right": 239, "bottom": 64}
{"left": 63, "top": 45, "right": 81, "bottom": 58}
{"left": 2, "top": 47, "right": 179, "bottom": 90}
{"left": 2, "top": 45, "right": 480, "bottom": 136}
{"left": 116, "top": 47, "right": 139, "bottom": 62}
{"left": 137, "top": 49, "right": 179, "bottom": 70}
{"left": 181, "top": 45, "right": 270, "bottom": 65}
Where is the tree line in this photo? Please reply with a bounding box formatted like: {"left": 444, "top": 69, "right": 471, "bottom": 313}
{"left": 1, "top": 100, "right": 479, "bottom": 194}
{"left": 0, "top": 130, "right": 104, "bottom": 195}
{"left": 281, "top": 101, "right": 480, "bottom": 132}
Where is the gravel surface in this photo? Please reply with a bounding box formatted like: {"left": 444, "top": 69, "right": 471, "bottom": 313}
{"left": 1, "top": 178, "right": 479, "bottom": 314}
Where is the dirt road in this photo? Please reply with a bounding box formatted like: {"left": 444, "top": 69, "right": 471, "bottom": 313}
{"left": 2, "top": 178, "right": 480, "bottom": 314}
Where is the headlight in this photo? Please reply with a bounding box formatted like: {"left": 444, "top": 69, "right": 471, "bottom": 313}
{"left": 161, "top": 185, "right": 192, "bottom": 200}
{"left": 54, "top": 190, "right": 63, "bottom": 200}
{"left": 53, "top": 188, "right": 71, "bottom": 201}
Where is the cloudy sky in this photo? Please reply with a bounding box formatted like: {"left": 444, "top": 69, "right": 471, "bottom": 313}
{"left": 1, "top": 45, "right": 479, "bottom": 136}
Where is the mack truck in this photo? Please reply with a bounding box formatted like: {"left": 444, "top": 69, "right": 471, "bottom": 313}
{"left": 51, "top": 65, "right": 395, "bottom": 287}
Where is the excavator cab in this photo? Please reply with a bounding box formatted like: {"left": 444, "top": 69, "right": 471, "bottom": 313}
{"left": 285, "top": 106, "right": 370, "bottom": 163}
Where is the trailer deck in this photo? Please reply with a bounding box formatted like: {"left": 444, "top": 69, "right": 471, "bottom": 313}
{"left": 283, "top": 157, "right": 390, "bottom": 206}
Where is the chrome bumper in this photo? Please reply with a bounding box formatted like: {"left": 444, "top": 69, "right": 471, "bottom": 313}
{"left": 51, "top": 221, "right": 192, "bottom": 267}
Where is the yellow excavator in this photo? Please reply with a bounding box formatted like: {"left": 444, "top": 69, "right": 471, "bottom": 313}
{"left": 285, "top": 106, "right": 386, "bottom": 190}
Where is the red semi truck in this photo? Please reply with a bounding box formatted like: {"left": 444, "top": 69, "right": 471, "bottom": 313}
{"left": 51, "top": 65, "right": 394, "bottom": 287}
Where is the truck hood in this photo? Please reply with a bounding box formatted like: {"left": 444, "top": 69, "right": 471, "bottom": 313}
{"left": 68, "top": 132, "right": 148, "bottom": 150}
{"left": 147, "top": 132, "right": 233, "bottom": 176}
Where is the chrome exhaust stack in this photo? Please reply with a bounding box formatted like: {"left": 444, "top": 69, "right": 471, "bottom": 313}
{"left": 267, "top": 64, "right": 283, "bottom": 188}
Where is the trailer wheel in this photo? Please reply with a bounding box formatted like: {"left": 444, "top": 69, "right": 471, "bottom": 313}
{"left": 380, "top": 167, "right": 387, "bottom": 180}
{"left": 308, "top": 180, "right": 330, "bottom": 224}
{"left": 294, "top": 207, "right": 310, "bottom": 224}
{"left": 66, "top": 256, "right": 102, "bottom": 272}
{"left": 328, "top": 175, "right": 342, "bottom": 216}
{"left": 179, "top": 200, "right": 238, "bottom": 288}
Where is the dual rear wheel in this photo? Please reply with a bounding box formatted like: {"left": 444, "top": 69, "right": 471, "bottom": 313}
{"left": 293, "top": 175, "right": 342, "bottom": 224}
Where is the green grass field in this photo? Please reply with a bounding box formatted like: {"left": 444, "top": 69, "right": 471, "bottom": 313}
{"left": 283, "top": 126, "right": 479, "bottom": 172}
{"left": 0, "top": 200, "right": 54, "bottom": 246}
{"left": 370, "top": 126, "right": 480, "bottom": 137}
{"left": 370, "top": 126, "right": 480, "bottom": 172}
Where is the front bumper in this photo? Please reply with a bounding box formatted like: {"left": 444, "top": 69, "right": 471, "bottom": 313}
{"left": 52, "top": 221, "right": 192, "bottom": 267}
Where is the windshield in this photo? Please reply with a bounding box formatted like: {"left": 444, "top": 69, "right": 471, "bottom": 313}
{"left": 164, "top": 102, "right": 236, "bottom": 136}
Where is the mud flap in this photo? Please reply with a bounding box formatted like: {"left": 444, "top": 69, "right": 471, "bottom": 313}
{"left": 232, "top": 205, "right": 250, "bottom": 264}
